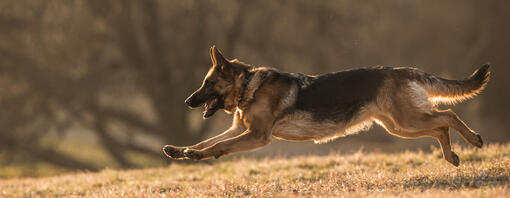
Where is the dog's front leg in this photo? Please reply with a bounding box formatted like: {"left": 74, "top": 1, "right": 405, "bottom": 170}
{"left": 184, "top": 105, "right": 275, "bottom": 160}
{"left": 163, "top": 127, "right": 245, "bottom": 159}
{"left": 163, "top": 111, "right": 245, "bottom": 159}
{"left": 188, "top": 111, "right": 246, "bottom": 150}
{"left": 184, "top": 128, "right": 272, "bottom": 160}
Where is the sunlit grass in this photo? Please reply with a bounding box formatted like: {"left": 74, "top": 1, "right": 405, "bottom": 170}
{"left": 1, "top": 143, "right": 509, "bottom": 197}
{"left": 0, "top": 144, "right": 510, "bottom": 197}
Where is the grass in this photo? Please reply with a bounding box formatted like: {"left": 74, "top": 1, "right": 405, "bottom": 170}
{"left": 1, "top": 143, "right": 509, "bottom": 197}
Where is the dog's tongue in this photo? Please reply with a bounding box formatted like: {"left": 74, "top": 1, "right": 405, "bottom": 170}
{"left": 203, "top": 98, "right": 218, "bottom": 118}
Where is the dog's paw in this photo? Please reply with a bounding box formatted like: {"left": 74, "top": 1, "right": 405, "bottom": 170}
{"left": 163, "top": 145, "right": 186, "bottom": 159}
{"left": 474, "top": 134, "right": 483, "bottom": 148}
{"left": 450, "top": 151, "right": 460, "bottom": 167}
{"left": 183, "top": 149, "right": 204, "bottom": 160}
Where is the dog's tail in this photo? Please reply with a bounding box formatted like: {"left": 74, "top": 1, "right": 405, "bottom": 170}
{"left": 419, "top": 63, "right": 491, "bottom": 105}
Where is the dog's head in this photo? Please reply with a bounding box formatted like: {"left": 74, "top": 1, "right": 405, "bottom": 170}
{"left": 185, "top": 46, "right": 241, "bottom": 118}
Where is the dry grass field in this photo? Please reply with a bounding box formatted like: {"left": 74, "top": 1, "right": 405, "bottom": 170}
{"left": 1, "top": 143, "right": 509, "bottom": 197}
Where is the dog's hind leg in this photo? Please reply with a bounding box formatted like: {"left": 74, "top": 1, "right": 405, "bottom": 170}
{"left": 390, "top": 109, "right": 482, "bottom": 148}
{"left": 388, "top": 80, "right": 483, "bottom": 148}
{"left": 433, "top": 127, "right": 459, "bottom": 166}
{"left": 375, "top": 116, "right": 459, "bottom": 166}
{"left": 431, "top": 109, "right": 483, "bottom": 148}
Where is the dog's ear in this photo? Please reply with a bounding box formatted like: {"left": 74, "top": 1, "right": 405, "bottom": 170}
{"left": 211, "top": 46, "right": 234, "bottom": 75}
{"left": 211, "top": 45, "right": 227, "bottom": 67}
{"left": 209, "top": 46, "right": 216, "bottom": 65}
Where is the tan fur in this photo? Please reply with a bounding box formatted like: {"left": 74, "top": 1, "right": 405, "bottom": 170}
{"left": 425, "top": 84, "right": 480, "bottom": 106}
{"left": 272, "top": 110, "right": 374, "bottom": 144}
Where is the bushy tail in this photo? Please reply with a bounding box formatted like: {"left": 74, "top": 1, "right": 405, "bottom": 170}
{"left": 421, "top": 63, "right": 491, "bottom": 105}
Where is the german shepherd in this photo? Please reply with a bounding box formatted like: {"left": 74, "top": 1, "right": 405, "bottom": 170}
{"left": 164, "top": 46, "right": 490, "bottom": 166}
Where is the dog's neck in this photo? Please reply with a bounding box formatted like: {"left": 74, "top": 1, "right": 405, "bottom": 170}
{"left": 225, "top": 60, "right": 275, "bottom": 110}
{"left": 234, "top": 67, "right": 275, "bottom": 109}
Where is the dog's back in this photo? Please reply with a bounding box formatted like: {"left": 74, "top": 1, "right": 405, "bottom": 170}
{"left": 293, "top": 68, "right": 387, "bottom": 122}
{"left": 286, "top": 65, "right": 490, "bottom": 123}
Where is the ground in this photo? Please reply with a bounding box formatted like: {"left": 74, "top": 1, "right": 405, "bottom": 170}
{"left": 1, "top": 144, "right": 509, "bottom": 197}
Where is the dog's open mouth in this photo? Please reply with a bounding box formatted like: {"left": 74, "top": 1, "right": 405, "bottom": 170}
{"left": 203, "top": 95, "right": 223, "bottom": 118}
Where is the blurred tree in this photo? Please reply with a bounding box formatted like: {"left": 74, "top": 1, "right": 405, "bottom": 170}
{"left": 0, "top": 0, "right": 253, "bottom": 169}
{"left": 0, "top": 0, "right": 507, "bottom": 171}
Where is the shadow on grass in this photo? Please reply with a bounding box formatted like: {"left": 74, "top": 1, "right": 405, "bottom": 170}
{"left": 403, "top": 170, "right": 509, "bottom": 189}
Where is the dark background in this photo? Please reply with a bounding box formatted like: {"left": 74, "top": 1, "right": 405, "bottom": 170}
{"left": 1, "top": 0, "right": 509, "bottom": 177}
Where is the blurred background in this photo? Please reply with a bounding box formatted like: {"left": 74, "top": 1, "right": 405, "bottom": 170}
{"left": 1, "top": 0, "right": 509, "bottom": 178}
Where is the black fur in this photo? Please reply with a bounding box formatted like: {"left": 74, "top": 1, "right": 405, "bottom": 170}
{"left": 292, "top": 68, "right": 387, "bottom": 122}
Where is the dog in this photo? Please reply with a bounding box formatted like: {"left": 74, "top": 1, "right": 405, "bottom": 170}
{"left": 163, "top": 46, "right": 490, "bottom": 166}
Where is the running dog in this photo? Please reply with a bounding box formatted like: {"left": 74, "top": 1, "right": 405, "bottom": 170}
{"left": 163, "top": 46, "right": 490, "bottom": 166}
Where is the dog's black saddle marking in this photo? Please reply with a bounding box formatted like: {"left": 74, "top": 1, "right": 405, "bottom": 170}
{"left": 293, "top": 68, "right": 387, "bottom": 122}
